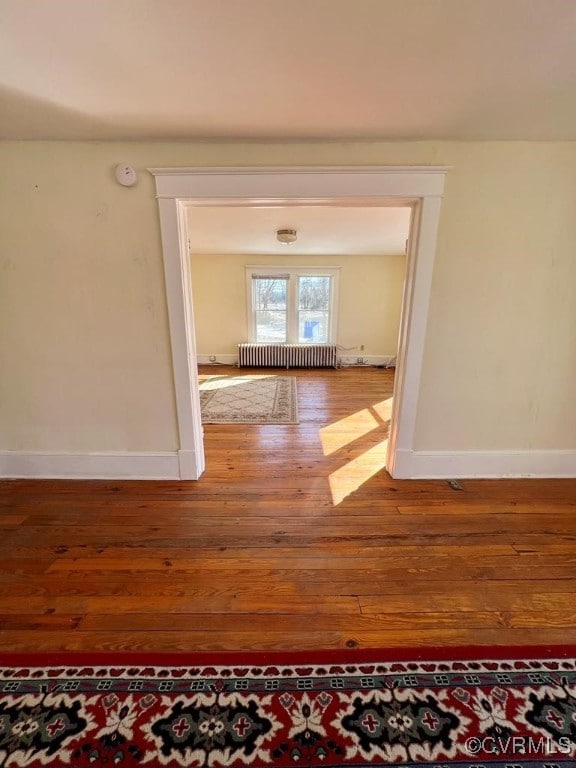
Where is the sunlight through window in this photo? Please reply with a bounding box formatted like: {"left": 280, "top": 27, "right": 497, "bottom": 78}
{"left": 328, "top": 439, "right": 389, "bottom": 505}
{"left": 319, "top": 408, "right": 380, "bottom": 456}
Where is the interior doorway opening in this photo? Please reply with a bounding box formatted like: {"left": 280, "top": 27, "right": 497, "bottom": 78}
{"left": 150, "top": 166, "right": 447, "bottom": 480}
{"left": 187, "top": 202, "right": 411, "bottom": 495}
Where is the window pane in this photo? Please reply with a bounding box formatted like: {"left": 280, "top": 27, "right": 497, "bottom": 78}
{"left": 298, "top": 310, "right": 329, "bottom": 343}
{"left": 256, "top": 310, "right": 287, "bottom": 342}
{"left": 253, "top": 277, "right": 288, "bottom": 342}
{"left": 298, "top": 276, "right": 330, "bottom": 311}
{"left": 298, "top": 276, "right": 331, "bottom": 343}
{"left": 254, "top": 277, "right": 287, "bottom": 311}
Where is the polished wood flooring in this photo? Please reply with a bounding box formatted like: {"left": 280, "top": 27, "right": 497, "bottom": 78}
{"left": 1, "top": 365, "right": 576, "bottom": 651}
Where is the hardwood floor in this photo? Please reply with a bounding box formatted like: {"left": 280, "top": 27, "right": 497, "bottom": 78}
{"left": 1, "top": 365, "right": 576, "bottom": 651}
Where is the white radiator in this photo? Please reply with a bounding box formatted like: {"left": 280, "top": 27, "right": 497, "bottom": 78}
{"left": 238, "top": 343, "right": 338, "bottom": 369}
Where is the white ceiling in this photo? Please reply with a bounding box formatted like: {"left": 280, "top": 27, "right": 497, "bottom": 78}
{"left": 2, "top": 0, "right": 576, "bottom": 141}
{"left": 187, "top": 206, "right": 411, "bottom": 256}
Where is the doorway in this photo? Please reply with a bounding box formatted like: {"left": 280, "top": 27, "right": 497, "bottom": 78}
{"left": 150, "top": 166, "right": 447, "bottom": 480}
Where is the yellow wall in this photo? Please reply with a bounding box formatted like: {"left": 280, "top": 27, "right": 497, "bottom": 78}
{"left": 190, "top": 253, "right": 406, "bottom": 357}
{"left": 1, "top": 141, "right": 575, "bottom": 454}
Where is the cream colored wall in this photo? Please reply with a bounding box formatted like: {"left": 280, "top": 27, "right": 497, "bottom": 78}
{"left": 190, "top": 253, "right": 406, "bottom": 357}
{"left": 1, "top": 141, "right": 575, "bottom": 455}
{"left": 0, "top": 143, "right": 178, "bottom": 451}
{"left": 416, "top": 144, "right": 576, "bottom": 451}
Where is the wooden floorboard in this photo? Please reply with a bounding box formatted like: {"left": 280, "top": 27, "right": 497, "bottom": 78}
{"left": 1, "top": 364, "right": 576, "bottom": 651}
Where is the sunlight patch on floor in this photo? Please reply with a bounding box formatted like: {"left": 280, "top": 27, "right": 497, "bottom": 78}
{"left": 371, "top": 397, "right": 394, "bottom": 423}
{"left": 198, "top": 374, "right": 276, "bottom": 391}
{"left": 319, "top": 408, "right": 380, "bottom": 456}
{"left": 328, "top": 438, "right": 389, "bottom": 505}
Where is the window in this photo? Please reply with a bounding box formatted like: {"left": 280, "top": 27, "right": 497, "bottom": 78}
{"left": 297, "top": 275, "right": 331, "bottom": 343}
{"left": 246, "top": 267, "right": 339, "bottom": 344}
{"left": 252, "top": 274, "right": 289, "bottom": 343}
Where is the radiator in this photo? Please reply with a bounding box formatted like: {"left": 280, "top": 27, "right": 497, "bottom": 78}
{"left": 238, "top": 343, "right": 338, "bottom": 369}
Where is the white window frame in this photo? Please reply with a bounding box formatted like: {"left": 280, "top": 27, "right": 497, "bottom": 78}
{"left": 245, "top": 266, "right": 340, "bottom": 344}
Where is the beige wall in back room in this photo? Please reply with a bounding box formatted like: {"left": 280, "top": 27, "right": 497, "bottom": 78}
{"left": 190, "top": 253, "right": 406, "bottom": 357}
{"left": 1, "top": 140, "right": 575, "bottom": 456}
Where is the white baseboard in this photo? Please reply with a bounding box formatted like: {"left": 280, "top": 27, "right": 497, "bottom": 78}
{"left": 339, "top": 355, "right": 396, "bottom": 367}
{"left": 196, "top": 354, "right": 237, "bottom": 365}
{"left": 392, "top": 449, "right": 576, "bottom": 479}
{"left": 3, "top": 448, "right": 573, "bottom": 482}
{"left": 0, "top": 451, "right": 181, "bottom": 480}
{"left": 177, "top": 449, "right": 202, "bottom": 480}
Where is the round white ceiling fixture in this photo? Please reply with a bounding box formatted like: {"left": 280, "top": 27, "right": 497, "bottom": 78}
{"left": 276, "top": 228, "right": 297, "bottom": 245}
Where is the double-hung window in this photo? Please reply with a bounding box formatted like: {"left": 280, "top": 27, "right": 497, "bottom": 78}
{"left": 246, "top": 267, "right": 339, "bottom": 344}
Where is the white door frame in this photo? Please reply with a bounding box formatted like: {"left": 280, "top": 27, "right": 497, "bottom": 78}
{"left": 149, "top": 166, "right": 448, "bottom": 480}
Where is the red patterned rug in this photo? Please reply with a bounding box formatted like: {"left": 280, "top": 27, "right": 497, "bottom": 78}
{"left": 1, "top": 646, "right": 575, "bottom": 767}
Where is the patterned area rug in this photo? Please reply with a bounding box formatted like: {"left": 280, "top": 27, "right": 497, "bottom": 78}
{"left": 198, "top": 374, "right": 299, "bottom": 424}
{"left": 1, "top": 647, "right": 575, "bottom": 767}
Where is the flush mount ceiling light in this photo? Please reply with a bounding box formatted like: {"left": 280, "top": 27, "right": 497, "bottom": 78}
{"left": 276, "top": 228, "right": 297, "bottom": 245}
